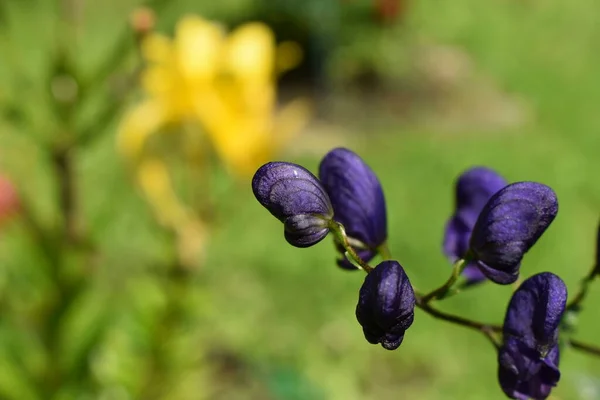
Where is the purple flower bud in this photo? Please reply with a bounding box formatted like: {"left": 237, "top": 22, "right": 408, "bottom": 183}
{"left": 356, "top": 261, "right": 415, "bottom": 350}
{"left": 469, "top": 182, "right": 558, "bottom": 284}
{"left": 319, "top": 148, "right": 387, "bottom": 269}
{"left": 252, "top": 162, "right": 334, "bottom": 247}
{"left": 498, "top": 272, "right": 567, "bottom": 400}
{"left": 444, "top": 167, "right": 508, "bottom": 283}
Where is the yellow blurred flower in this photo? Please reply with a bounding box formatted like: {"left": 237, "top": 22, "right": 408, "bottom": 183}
{"left": 118, "top": 14, "right": 308, "bottom": 263}
{"left": 118, "top": 15, "right": 309, "bottom": 176}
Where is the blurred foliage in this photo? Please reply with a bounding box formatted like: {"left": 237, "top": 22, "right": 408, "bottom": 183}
{"left": 0, "top": 0, "right": 599, "bottom": 399}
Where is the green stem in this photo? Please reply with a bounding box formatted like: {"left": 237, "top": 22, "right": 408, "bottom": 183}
{"left": 139, "top": 251, "right": 191, "bottom": 400}
{"left": 329, "top": 221, "right": 373, "bottom": 272}
{"left": 377, "top": 242, "right": 392, "bottom": 260}
{"left": 566, "top": 264, "right": 597, "bottom": 313}
{"left": 569, "top": 339, "right": 600, "bottom": 357}
{"left": 420, "top": 258, "right": 468, "bottom": 303}
{"left": 415, "top": 298, "right": 501, "bottom": 349}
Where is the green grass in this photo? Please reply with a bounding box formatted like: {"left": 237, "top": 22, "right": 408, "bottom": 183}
{"left": 1, "top": 0, "right": 600, "bottom": 399}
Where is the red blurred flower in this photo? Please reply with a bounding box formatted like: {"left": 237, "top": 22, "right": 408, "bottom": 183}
{"left": 374, "top": 0, "right": 408, "bottom": 24}
{"left": 0, "top": 176, "right": 20, "bottom": 224}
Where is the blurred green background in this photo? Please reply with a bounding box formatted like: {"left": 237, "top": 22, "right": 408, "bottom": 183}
{"left": 1, "top": 0, "right": 600, "bottom": 399}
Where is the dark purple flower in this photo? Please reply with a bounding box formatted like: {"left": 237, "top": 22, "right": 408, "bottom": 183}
{"left": 469, "top": 182, "right": 558, "bottom": 284}
{"left": 319, "top": 148, "right": 387, "bottom": 269}
{"left": 444, "top": 167, "right": 508, "bottom": 283}
{"left": 355, "top": 261, "right": 415, "bottom": 350}
{"left": 252, "top": 162, "right": 334, "bottom": 247}
{"left": 498, "top": 272, "right": 567, "bottom": 399}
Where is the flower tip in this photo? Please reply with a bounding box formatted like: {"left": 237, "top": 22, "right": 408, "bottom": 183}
{"left": 381, "top": 334, "right": 404, "bottom": 350}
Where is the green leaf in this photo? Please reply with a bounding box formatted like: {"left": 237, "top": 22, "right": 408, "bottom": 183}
{"left": 57, "top": 287, "right": 112, "bottom": 379}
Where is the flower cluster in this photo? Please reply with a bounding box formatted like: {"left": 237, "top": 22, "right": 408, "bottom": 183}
{"left": 252, "top": 148, "right": 411, "bottom": 348}
{"left": 252, "top": 147, "right": 583, "bottom": 399}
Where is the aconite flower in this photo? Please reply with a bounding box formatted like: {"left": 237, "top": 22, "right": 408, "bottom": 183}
{"left": 319, "top": 148, "right": 387, "bottom": 269}
{"left": 443, "top": 166, "right": 507, "bottom": 283}
{"left": 355, "top": 261, "right": 415, "bottom": 350}
{"left": 469, "top": 182, "right": 558, "bottom": 284}
{"left": 252, "top": 162, "right": 333, "bottom": 247}
{"left": 498, "top": 272, "right": 567, "bottom": 399}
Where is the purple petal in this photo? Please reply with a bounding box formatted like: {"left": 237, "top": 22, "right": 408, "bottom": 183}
{"left": 252, "top": 162, "right": 333, "bottom": 247}
{"left": 319, "top": 148, "right": 387, "bottom": 260}
{"left": 503, "top": 272, "right": 567, "bottom": 346}
{"left": 470, "top": 182, "right": 558, "bottom": 284}
{"left": 443, "top": 214, "right": 472, "bottom": 262}
{"left": 356, "top": 261, "right": 415, "bottom": 350}
{"left": 444, "top": 167, "right": 507, "bottom": 282}
{"left": 476, "top": 260, "right": 520, "bottom": 285}
{"left": 455, "top": 166, "right": 508, "bottom": 211}
{"left": 498, "top": 339, "right": 560, "bottom": 400}
{"left": 497, "top": 273, "right": 566, "bottom": 400}
{"left": 461, "top": 263, "right": 487, "bottom": 283}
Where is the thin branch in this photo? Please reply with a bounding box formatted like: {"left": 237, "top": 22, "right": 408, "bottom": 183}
{"left": 421, "top": 258, "right": 467, "bottom": 303}
{"left": 415, "top": 297, "right": 501, "bottom": 348}
{"left": 566, "top": 264, "right": 597, "bottom": 312}
{"left": 569, "top": 339, "right": 600, "bottom": 357}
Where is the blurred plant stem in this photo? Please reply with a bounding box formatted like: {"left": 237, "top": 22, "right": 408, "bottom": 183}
{"left": 76, "top": 0, "right": 170, "bottom": 148}
{"left": 569, "top": 339, "right": 600, "bottom": 357}
{"left": 140, "top": 251, "right": 193, "bottom": 400}
{"left": 36, "top": 0, "right": 92, "bottom": 394}
{"left": 52, "top": 145, "right": 78, "bottom": 242}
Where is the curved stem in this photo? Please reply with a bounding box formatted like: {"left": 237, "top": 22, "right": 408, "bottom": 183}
{"left": 415, "top": 297, "right": 500, "bottom": 348}
{"left": 421, "top": 258, "right": 468, "bottom": 303}
{"left": 569, "top": 339, "right": 600, "bottom": 357}
{"left": 566, "top": 264, "right": 597, "bottom": 312}
{"left": 329, "top": 221, "right": 373, "bottom": 272}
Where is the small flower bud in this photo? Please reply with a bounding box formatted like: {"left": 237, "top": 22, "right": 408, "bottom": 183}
{"left": 469, "top": 182, "right": 558, "bottom": 284}
{"left": 319, "top": 148, "right": 387, "bottom": 269}
{"left": 252, "top": 162, "right": 333, "bottom": 247}
{"left": 356, "top": 261, "right": 415, "bottom": 350}
{"left": 130, "top": 7, "right": 156, "bottom": 36}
